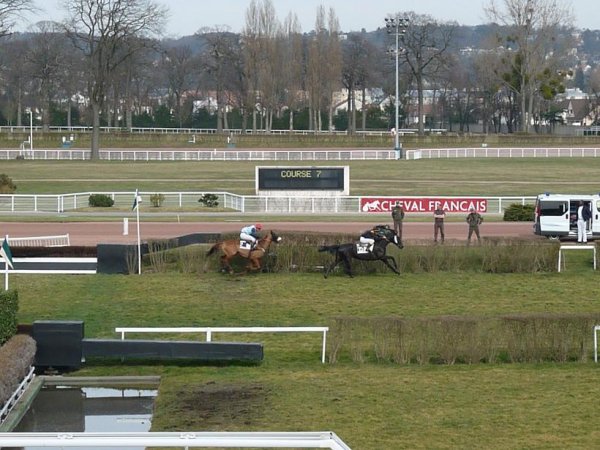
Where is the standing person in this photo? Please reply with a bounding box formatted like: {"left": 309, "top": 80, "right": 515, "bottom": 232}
{"left": 576, "top": 200, "right": 592, "bottom": 243}
{"left": 391, "top": 201, "right": 405, "bottom": 240}
{"left": 433, "top": 206, "right": 446, "bottom": 243}
{"left": 466, "top": 207, "right": 483, "bottom": 245}
{"left": 240, "top": 223, "right": 263, "bottom": 249}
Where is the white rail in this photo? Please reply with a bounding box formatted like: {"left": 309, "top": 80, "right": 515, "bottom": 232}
{"left": 0, "top": 431, "right": 352, "bottom": 449}
{"left": 595, "top": 325, "right": 600, "bottom": 363}
{"left": 7, "top": 234, "right": 70, "bottom": 247}
{"left": 0, "top": 366, "right": 35, "bottom": 424}
{"left": 406, "top": 147, "right": 600, "bottom": 159}
{"left": 115, "top": 326, "right": 329, "bottom": 363}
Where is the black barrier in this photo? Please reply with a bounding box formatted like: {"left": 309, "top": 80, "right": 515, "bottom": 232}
{"left": 96, "top": 243, "right": 148, "bottom": 274}
{"left": 33, "top": 320, "right": 84, "bottom": 370}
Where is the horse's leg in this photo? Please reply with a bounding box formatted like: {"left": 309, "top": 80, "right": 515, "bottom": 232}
{"left": 324, "top": 253, "right": 341, "bottom": 278}
{"left": 381, "top": 256, "right": 400, "bottom": 275}
{"left": 220, "top": 255, "right": 234, "bottom": 274}
{"left": 342, "top": 254, "right": 353, "bottom": 277}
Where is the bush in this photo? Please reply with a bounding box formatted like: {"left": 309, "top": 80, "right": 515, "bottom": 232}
{"left": 150, "top": 193, "right": 165, "bottom": 207}
{"left": 0, "top": 334, "right": 36, "bottom": 407}
{"left": 328, "top": 312, "right": 600, "bottom": 365}
{"left": 0, "top": 290, "right": 18, "bottom": 346}
{"left": 0, "top": 173, "right": 17, "bottom": 193}
{"left": 88, "top": 194, "right": 114, "bottom": 207}
{"left": 198, "top": 193, "right": 219, "bottom": 207}
{"left": 504, "top": 203, "right": 535, "bottom": 221}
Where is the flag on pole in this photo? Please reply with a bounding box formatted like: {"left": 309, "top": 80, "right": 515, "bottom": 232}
{"left": 1, "top": 238, "right": 14, "bottom": 269}
{"left": 132, "top": 190, "right": 140, "bottom": 210}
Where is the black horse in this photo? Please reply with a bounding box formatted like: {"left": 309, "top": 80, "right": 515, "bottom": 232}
{"left": 318, "top": 225, "right": 403, "bottom": 278}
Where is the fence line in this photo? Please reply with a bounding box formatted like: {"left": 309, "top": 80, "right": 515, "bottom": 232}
{"left": 0, "top": 431, "right": 352, "bottom": 449}
{"left": 0, "top": 191, "right": 535, "bottom": 214}
{"left": 0, "top": 148, "right": 396, "bottom": 161}
{"left": 115, "top": 326, "right": 329, "bottom": 363}
{"left": 4, "top": 146, "right": 600, "bottom": 162}
{"left": 406, "top": 147, "right": 600, "bottom": 159}
{"left": 7, "top": 234, "right": 70, "bottom": 247}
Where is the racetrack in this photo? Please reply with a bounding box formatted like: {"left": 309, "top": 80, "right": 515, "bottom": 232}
{"left": 0, "top": 220, "right": 536, "bottom": 246}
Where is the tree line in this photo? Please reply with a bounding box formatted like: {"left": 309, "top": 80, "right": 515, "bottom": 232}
{"left": 1, "top": 0, "right": 599, "bottom": 159}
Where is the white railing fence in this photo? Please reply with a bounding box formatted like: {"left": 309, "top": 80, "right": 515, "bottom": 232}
{"left": 7, "top": 234, "right": 70, "bottom": 247}
{"left": 0, "top": 148, "right": 396, "bottom": 161}
{"left": 0, "top": 191, "right": 536, "bottom": 214}
{"left": 406, "top": 147, "right": 600, "bottom": 159}
{"left": 115, "top": 326, "right": 329, "bottom": 363}
{"left": 0, "top": 431, "right": 352, "bottom": 449}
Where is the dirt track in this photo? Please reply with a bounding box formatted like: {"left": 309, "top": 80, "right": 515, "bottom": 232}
{"left": 0, "top": 221, "right": 536, "bottom": 246}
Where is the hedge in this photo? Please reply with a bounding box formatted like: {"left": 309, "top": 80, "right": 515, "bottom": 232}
{"left": 0, "top": 334, "right": 36, "bottom": 409}
{"left": 0, "top": 290, "right": 18, "bottom": 346}
{"left": 328, "top": 313, "right": 600, "bottom": 364}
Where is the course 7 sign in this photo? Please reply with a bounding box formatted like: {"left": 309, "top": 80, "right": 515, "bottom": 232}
{"left": 257, "top": 167, "right": 347, "bottom": 191}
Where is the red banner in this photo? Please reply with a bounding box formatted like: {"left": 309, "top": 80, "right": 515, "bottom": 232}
{"left": 360, "top": 197, "right": 488, "bottom": 213}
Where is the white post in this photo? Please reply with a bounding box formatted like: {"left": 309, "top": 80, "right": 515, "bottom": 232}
{"left": 29, "top": 109, "right": 33, "bottom": 153}
{"left": 123, "top": 218, "right": 129, "bottom": 235}
{"left": 3, "top": 235, "right": 9, "bottom": 291}
{"left": 136, "top": 203, "right": 141, "bottom": 275}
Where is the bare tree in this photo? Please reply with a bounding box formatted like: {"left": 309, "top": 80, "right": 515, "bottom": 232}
{"left": 63, "top": 0, "right": 167, "bottom": 159}
{"left": 396, "top": 12, "right": 455, "bottom": 135}
{"left": 306, "top": 6, "right": 341, "bottom": 132}
{"left": 0, "top": 0, "right": 33, "bottom": 38}
{"left": 281, "top": 12, "right": 303, "bottom": 131}
{"left": 588, "top": 67, "right": 600, "bottom": 126}
{"left": 485, "top": 0, "right": 573, "bottom": 132}
{"left": 25, "top": 21, "right": 67, "bottom": 130}
{"left": 160, "top": 44, "right": 197, "bottom": 128}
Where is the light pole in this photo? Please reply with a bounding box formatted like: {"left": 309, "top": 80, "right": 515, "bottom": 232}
{"left": 385, "top": 16, "right": 409, "bottom": 159}
{"left": 29, "top": 109, "right": 33, "bottom": 153}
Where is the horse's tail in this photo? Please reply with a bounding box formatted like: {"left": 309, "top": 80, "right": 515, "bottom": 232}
{"left": 203, "top": 242, "right": 222, "bottom": 272}
{"left": 206, "top": 242, "right": 222, "bottom": 257}
{"left": 319, "top": 244, "right": 340, "bottom": 254}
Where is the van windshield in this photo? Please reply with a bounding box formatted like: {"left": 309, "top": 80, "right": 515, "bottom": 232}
{"left": 538, "top": 201, "right": 567, "bottom": 216}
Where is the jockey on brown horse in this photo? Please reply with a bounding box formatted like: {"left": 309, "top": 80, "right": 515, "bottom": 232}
{"left": 205, "top": 227, "right": 282, "bottom": 274}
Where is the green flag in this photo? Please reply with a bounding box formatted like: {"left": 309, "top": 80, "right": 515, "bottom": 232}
{"left": 1, "top": 238, "right": 14, "bottom": 269}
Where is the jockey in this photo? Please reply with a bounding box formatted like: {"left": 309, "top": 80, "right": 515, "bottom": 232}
{"left": 359, "top": 227, "right": 384, "bottom": 252}
{"left": 240, "top": 223, "right": 263, "bottom": 249}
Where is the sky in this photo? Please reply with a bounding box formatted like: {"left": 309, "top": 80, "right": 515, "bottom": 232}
{"left": 26, "top": 0, "right": 599, "bottom": 37}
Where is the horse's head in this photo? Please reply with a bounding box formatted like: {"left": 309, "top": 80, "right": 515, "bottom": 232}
{"left": 269, "top": 230, "right": 283, "bottom": 243}
{"left": 379, "top": 226, "right": 403, "bottom": 249}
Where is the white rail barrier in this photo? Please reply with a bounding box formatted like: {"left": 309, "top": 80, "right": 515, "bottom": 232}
{"left": 595, "top": 325, "right": 600, "bottom": 363}
{"left": 406, "top": 147, "right": 600, "bottom": 159}
{"left": 115, "top": 326, "right": 329, "bottom": 363}
{"left": 0, "top": 191, "right": 536, "bottom": 214}
{"left": 0, "top": 431, "right": 352, "bottom": 449}
{"left": 0, "top": 366, "right": 35, "bottom": 424}
{"left": 7, "top": 234, "right": 70, "bottom": 247}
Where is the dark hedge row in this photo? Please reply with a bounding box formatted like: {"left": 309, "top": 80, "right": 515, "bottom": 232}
{"left": 9, "top": 246, "right": 97, "bottom": 257}
{"left": 328, "top": 313, "right": 600, "bottom": 365}
{"left": 0, "top": 290, "right": 18, "bottom": 346}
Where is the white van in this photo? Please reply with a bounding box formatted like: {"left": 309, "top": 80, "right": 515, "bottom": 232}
{"left": 533, "top": 193, "right": 600, "bottom": 240}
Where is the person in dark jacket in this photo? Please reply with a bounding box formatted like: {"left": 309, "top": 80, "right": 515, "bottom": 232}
{"left": 576, "top": 200, "right": 592, "bottom": 243}
{"left": 466, "top": 208, "right": 483, "bottom": 245}
{"left": 391, "top": 202, "right": 405, "bottom": 240}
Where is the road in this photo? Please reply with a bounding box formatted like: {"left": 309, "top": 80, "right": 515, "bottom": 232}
{"left": 0, "top": 221, "right": 536, "bottom": 246}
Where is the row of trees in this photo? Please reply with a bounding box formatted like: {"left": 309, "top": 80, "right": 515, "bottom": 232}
{"left": 1, "top": 0, "right": 599, "bottom": 158}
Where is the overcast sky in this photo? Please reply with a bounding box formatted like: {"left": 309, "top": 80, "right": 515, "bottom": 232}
{"left": 29, "top": 0, "right": 598, "bottom": 37}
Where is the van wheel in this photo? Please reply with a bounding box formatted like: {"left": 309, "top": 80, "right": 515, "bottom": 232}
{"left": 548, "top": 235, "right": 560, "bottom": 241}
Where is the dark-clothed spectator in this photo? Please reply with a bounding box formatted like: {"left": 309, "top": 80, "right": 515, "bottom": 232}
{"left": 433, "top": 207, "right": 445, "bottom": 243}
{"left": 466, "top": 208, "right": 483, "bottom": 244}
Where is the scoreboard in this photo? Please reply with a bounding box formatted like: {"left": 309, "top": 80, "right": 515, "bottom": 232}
{"left": 256, "top": 166, "right": 349, "bottom": 195}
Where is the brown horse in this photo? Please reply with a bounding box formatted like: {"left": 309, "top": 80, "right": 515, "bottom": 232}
{"left": 205, "top": 230, "right": 282, "bottom": 273}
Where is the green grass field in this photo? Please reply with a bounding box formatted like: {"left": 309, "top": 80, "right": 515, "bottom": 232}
{"left": 4, "top": 157, "right": 600, "bottom": 197}
{"left": 4, "top": 157, "right": 600, "bottom": 448}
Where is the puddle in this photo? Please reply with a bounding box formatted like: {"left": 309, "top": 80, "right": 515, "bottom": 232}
{"left": 11, "top": 385, "right": 156, "bottom": 450}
